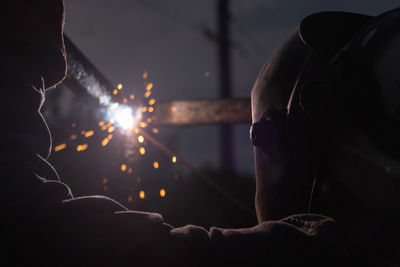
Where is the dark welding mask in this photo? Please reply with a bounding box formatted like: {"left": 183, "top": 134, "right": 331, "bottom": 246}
{"left": 250, "top": 8, "right": 400, "bottom": 222}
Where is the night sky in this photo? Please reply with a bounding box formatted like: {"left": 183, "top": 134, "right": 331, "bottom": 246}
{"left": 62, "top": 0, "right": 399, "bottom": 175}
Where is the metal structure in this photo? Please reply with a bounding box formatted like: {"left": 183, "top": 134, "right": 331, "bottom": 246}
{"left": 63, "top": 35, "right": 252, "bottom": 126}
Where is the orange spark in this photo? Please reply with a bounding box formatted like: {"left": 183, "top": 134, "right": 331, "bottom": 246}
{"left": 54, "top": 143, "right": 67, "bottom": 152}
{"left": 76, "top": 144, "right": 88, "bottom": 152}
{"left": 153, "top": 161, "right": 159, "bottom": 169}
{"left": 121, "top": 164, "right": 127, "bottom": 172}
{"left": 84, "top": 130, "right": 94, "bottom": 137}
{"left": 160, "top": 189, "right": 166, "bottom": 198}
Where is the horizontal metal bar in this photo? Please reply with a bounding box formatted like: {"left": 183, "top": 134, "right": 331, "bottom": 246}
{"left": 63, "top": 35, "right": 251, "bottom": 126}
{"left": 153, "top": 99, "right": 251, "bottom": 125}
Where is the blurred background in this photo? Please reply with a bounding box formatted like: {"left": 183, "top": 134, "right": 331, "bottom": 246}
{"left": 43, "top": 0, "right": 399, "bottom": 229}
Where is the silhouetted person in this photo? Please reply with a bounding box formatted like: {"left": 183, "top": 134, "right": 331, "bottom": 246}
{"left": 1, "top": 1, "right": 399, "bottom": 266}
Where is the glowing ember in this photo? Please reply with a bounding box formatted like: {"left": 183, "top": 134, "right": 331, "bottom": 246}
{"left": 70, "top": 134, "right": 77, "bottom": 140}
{"left": 84, "top": 130, "right": 94, "bottom": 137}
{"left": 117, "top": 83, "right": 123, "bottom": 90}
{"left": 54, "top": 143, "right": 67, "bottom": 152}
{"left": 107, "top": 126, "right": 115, "bottom": 133}
{"left": 160, "top": 189, "right": 166, "bottom": 198}
{"left": 172, "top": 156, "right": 177, "bottom": 163}
{"left": 148, "top": 99, "right": 156, "bottom": 105}
{"left": 139, "top": 147, "right": 146, "bottom": 155}
{"left": 146, "top": 83, "right": 153, "bottom": 91}
{"left": 152, "top": 128, "right": 159, "bottom": 134}
{"left": 139, "top": 190, "right": 145, "bottom": 199}
{"left": 113, "top": 89, "right": 118, "bottom": 95}
{"left": 76, "top": 144, "right": 88, "bottom": 152}
{"left": 144, "top": 91, "right": 151, "bottom": 98}
{"left": 101, "top": 137, "right": 110, "bottom": 146}
{"left": 148, "top": 107, "right": 154, "bottom": 113}
{"left": 153, "top": 161, "right": 159, "bottom": 169}
{"left": 130, "top": 94, "right": 135, "bottom": 100}
{"left": 121, "top": 164, "right": 127, "bottom": 172}
{"left": 138, "top": 135, "right": 144, "bottom": 143}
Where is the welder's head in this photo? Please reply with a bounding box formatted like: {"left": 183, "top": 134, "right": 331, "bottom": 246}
{"left": 250, "top": 8, "right": 400, "bottom": 222}
{"left": 0, "top": 0, "right": 66, "bottom": 89}
{"left": 0, "top": 0, "right": 66, "bottom": 164}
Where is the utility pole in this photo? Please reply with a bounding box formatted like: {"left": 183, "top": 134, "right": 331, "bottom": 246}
{"left": 217, "top": 0, "right": 233, "bottom": 172}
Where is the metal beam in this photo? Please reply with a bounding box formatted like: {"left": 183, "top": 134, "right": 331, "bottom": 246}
{"left": 63, "top": 35, "right": 251, "bottom": 126}
{"left": 152, "top": 98, "right": 251, "bottom": 125}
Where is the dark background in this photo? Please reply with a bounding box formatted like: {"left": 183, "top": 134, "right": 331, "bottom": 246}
{"left": 44, "top": 0, "right": 399, "bottom": 229}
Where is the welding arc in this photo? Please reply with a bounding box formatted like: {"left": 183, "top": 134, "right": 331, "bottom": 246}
{"left": 139, "top": 130, "right": 256, "bottom": 217}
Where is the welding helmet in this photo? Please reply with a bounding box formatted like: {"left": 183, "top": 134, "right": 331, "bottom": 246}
{"left": 250, "top": 8, "right": 400, "bottom": 222}
{"left": 0, "top": 0, "right": 66, "bottom": 89}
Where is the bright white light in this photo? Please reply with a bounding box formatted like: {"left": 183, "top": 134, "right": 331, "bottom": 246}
{"left": 115, "top": 107, "right": 134, "bottom": 129}
{"left": 106, "top": 104, "right": 142, "bottom": 131}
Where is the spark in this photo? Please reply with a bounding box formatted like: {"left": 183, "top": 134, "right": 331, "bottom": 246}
{"left": 128, "top": 168, "right": 133, "bottom": 174}
{"left": 130, "top": 94, "right": 135, "bottom": 100}
{"left": 152, "top": 128, "right": 159, "bottom": 134}
{"left": 107, "top": 104, "right": 142, "bottom": 131}
{"left": 101, "top": 137, "right": 110, "bottom": 146}
{"left": 139, "top": 190, "right": 145, "bottom": 199}
{"left": 139, "top": 147, "right": 146, "bottom": 155}
{"left": 121, "top": 164, "right": 127, "bottom": 172}
{"left": 172, "top": 156, "right": 177, "bottom": 163}
{"left": 54, "top": 143, "right": 67, "bottom": 152}
{"left": 142, "top": 106, "right": 148, "bottom": 113}
{"left": 117, "top": 83, "right": 123, "bottom": 90}
{"left": 148, "top": 99, "right": 156, "bottom": 105}
{"left": 113, "top": 89, "right": 118, "bottom": 95}
{"left": 143, "top": 71, "right": 148, "bottom": 79}
{"left": 84, "top": 130, "right": 94, "bottom": 137}
{"left": 148, "top": 106, "right": 154, "bottom": 113}
{"left": 72, "top": 123, "right": 77, "bottom": 128}
{"left": 138, "top": 135, "right": 144, "bottom": 143}
{"left": 128, "top": 196, "right": 133, "bottom": 202}
{"left": 76, "top": 144, "right": 88, "bottom": 152}
{"left": 140, "top": 122, "right": 148, "bottom": 128}
{"left": 107, "top": 126, "right": 115, "bottom": 133}
{"left": 98, "top": 121, "right": 104, "bottom": 126}
{"left": 153, "top": 161, "right": 159, "bottom": 169}
{"left": 144, "top": 91, "right": 151, "bottom": 98}
{"left": 70, "top": 134, "right": 77, "bottom": 140}
{"left": 146, "top": 83, "right": 153, "bottom": 91}
{"left": 160, "top": 189, "right": 166, "bottom": 198}
{"left": 102, "top": 178, "right": 108, "bottom": 184}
